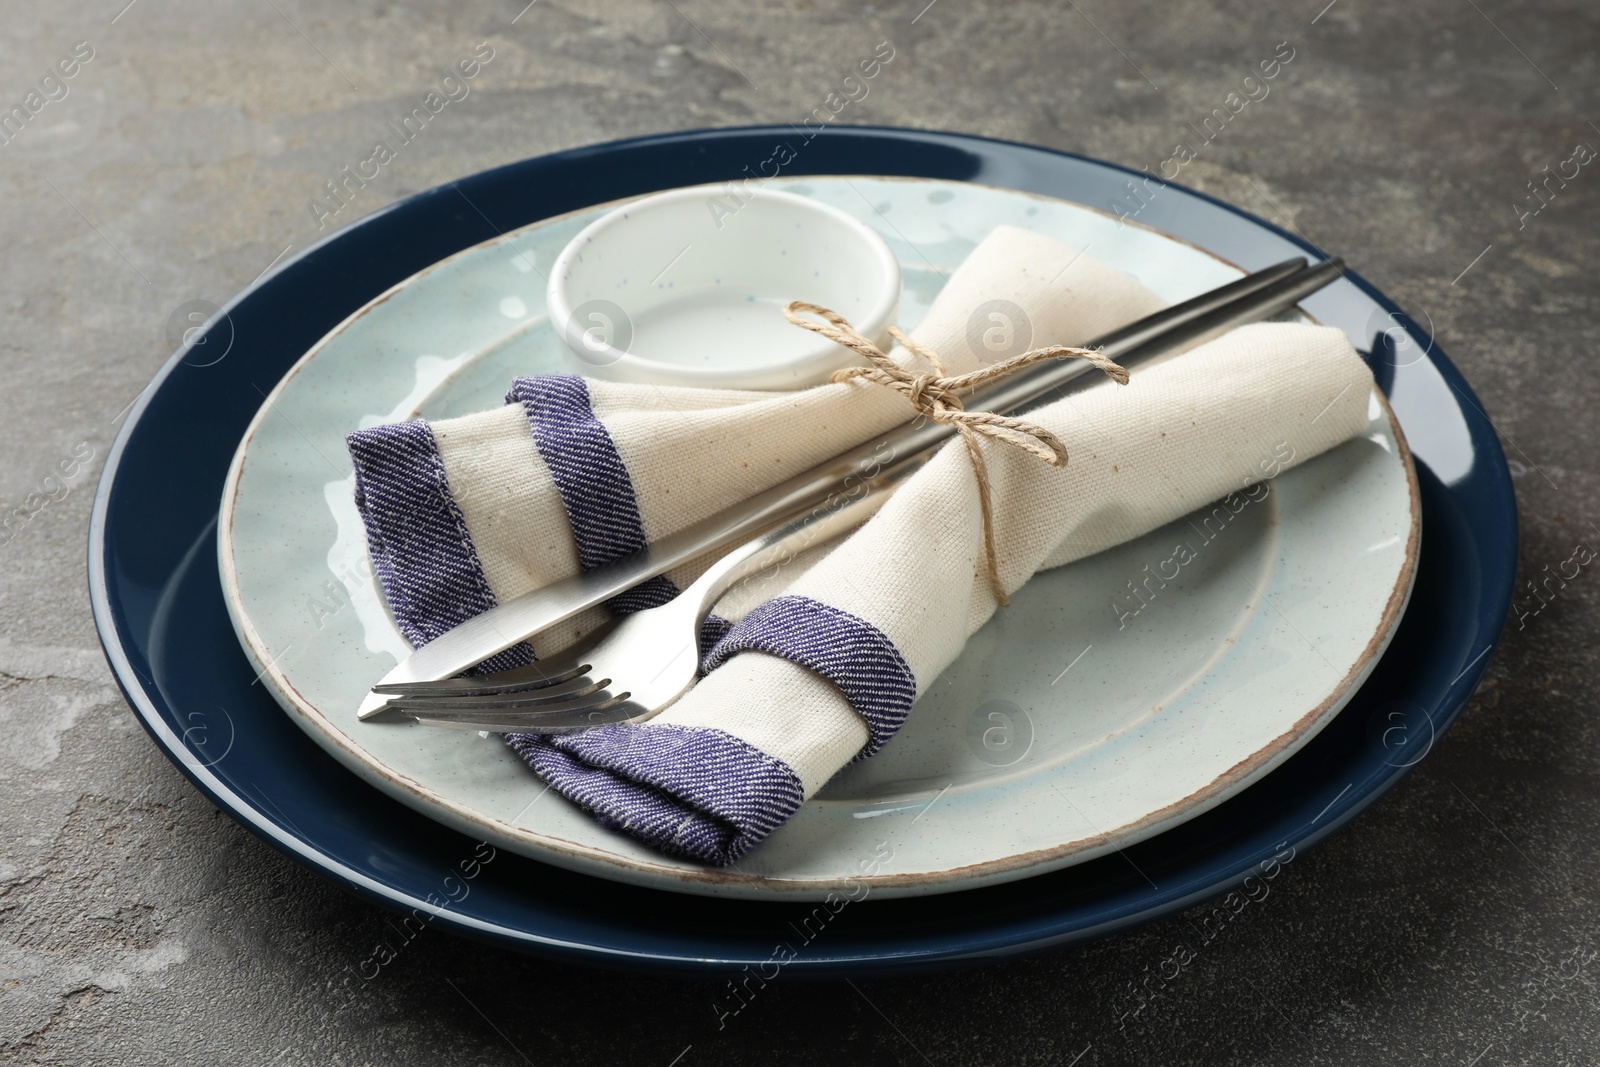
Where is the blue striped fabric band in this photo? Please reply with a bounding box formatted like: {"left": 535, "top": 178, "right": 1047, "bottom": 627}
{"left": 704, "top": 595, "right": 918, "bottom": 758}
{"left": 507, "top": 723, "right": 805, "bottom": 866}
{"left": 345, "top": 419, "right": 534, "bottom": 675}
{"left": 507, "top": 375, "right": 680, "bottom": 614}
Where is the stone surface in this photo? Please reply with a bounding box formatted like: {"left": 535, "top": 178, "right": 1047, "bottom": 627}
{"left": 1, "top": 0, "right": 1597, "bottom": 1064}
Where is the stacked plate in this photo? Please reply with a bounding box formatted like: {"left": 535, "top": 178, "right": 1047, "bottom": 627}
{"left": 90, "top": 127, "right": 1515, "bottom": 974}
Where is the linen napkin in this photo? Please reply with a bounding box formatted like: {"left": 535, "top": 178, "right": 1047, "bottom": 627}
{"left": 347, "top": 225, "right": 1162, "bottom": 667}
{"left": 504, "top": 320, "right": 1373, "bottom": 864}
{"left": 347, "top": 226, "right": 1376, "bottom": 865}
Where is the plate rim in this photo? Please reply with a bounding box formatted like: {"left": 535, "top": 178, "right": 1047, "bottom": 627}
{"left": 88, "top": 124, "right": 1516, "bottom": 972}
{"left": 215, "top": 175, "right": 1424, "bottom": 899}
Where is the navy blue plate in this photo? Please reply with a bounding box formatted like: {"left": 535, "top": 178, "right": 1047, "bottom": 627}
{"left": 89, "top": 126, "right": 1515, "bottom": 975}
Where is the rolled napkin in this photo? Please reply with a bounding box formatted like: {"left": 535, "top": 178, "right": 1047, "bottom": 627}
{"left": 346, "top": 226, "right": 1164, "bottom": 666}
{"left": 506, "top": 320, "right": 1373, "bottom": 864}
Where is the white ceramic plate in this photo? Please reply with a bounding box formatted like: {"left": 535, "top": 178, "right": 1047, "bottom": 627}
{"left": 219, "top": 177, "right": 1419, "bottom": 900}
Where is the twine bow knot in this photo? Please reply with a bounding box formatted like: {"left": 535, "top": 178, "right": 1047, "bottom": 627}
{"left": 783, "top": 300, "right": 1129, "bottom": 606}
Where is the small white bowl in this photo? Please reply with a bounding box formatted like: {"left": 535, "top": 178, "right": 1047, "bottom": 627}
{"left": 547, "top": 185, "right": 900, "bottom": 390}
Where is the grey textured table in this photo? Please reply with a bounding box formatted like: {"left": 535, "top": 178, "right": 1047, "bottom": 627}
{"left": 2, "top": 1, "right": 1595, "bottom": 1064}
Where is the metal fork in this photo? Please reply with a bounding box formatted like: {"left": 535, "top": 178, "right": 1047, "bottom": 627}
{"left": 369, "top": 443, "right": 929, "bottom": 731}
{"left": 360, "top": 255, "right": 1347, "bottom": 728}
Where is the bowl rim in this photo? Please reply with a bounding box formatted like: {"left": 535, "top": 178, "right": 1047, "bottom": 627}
{"left": 544, "top": 182, "right": 902, "bottom": 387}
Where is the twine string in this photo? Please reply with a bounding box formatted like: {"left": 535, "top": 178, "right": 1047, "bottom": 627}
{"left": 783, "top": 300, "right": 1129, "bottom": 606}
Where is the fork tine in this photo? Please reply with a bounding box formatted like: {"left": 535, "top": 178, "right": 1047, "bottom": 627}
{"left": 383, "top": 682, "right": 625, "bottom": 717}
{"left": 372, "top": 657, "right": 589, "bottom": 697}
{"left": 408, "top": 702, "right": 642, "bottom": 734}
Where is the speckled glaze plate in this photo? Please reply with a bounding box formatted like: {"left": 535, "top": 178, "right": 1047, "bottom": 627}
{"left": 216, "top": 175, "right": 1420, "bottom": 901}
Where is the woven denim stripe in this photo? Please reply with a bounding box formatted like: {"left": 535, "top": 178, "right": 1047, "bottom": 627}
{"left": 506, "top": 724, "right": 805, "bottom": 865}
{"left": 704, "top": 595, "right": 917, "bottom": 758}
{"left": 507, "top": 374, "right": 681, "bottom": 613}
{"left": 604, "top": 574, "right": 682, "bottom": 614}
{"left": 345, "top": 420, "right": 534, "bottom": 675}
{"left": 697, "top": 614, "right": 734, "bottom": 661}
